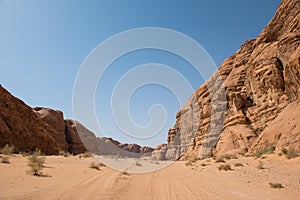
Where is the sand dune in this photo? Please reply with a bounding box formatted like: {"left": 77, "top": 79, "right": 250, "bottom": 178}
{"left": 1, "top": 154, "right": 300, "bottom": 200}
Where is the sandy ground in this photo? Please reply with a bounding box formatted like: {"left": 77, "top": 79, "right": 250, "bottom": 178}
{"left": 0, "top": 154, "right": 300, "bottom": 200}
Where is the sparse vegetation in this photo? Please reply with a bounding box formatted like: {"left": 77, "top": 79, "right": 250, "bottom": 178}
{"left": 89, "top": 162, "right": 104, "bottom": 170}
{"left": 27, "top": 149, "right": 46, "bottom": 176}
{"left": 1, "top": 156, "right": 10, "bottom": 164}
{"left": 79, "top": 151, "right": 92, "bottom": 159}
{"left": 201, "top": 163, "right": 206, "bottom": 166}
{"left": 282, "top": 148, "right": 299, "bottom": 159}
{"left": 185, "top": 156, "right": 198, "bottom": 166}
{"left": 121, "top": 170, "right": 130, "bottom": 175}
{"left": 234, "top": 162, "right": 244, "bottom": 167}
{"left": 223, "top": 154, "right": 238, "bottom": 160}
{"left": 59, "top": 150, "right": 71, "bottom": 157}
{"left": 269, "top": 182, "right": 284, "bottom": 189}
{"left": 218, "top": 164, "right": 232, "bottom": 171}
{"left": 0, "top": 144, "right": 15, "bottom": 155}
{"left": 257, "top": 160, "right": 265, "bottom": 169}
{"left": 254, "top": 146, "right": 275, "bottom": 158}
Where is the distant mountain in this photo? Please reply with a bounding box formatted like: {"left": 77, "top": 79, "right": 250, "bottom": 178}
{"left": 0, "top": 85, "right": 153, "bottom": 156}
{"left": 152, "top": 0, "right": 300, "bottom": 160}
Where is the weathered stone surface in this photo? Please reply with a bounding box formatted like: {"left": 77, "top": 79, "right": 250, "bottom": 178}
{"left": 152, "top": 0, "right": 300, "bottom": 160}
{"left": 34, "top": 107, "right": 69, "bottom": 152}
{"left": 64, "top": 119, "right": 87, "bottom": 154}
{"left": 0, "top": 85, "right": 60, "bottom": 154}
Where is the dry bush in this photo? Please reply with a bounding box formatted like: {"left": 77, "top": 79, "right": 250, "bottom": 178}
{"left": 121, "top": 170, "right": 130, "bottom": 175}
{"left": 223, "top": 154, "right": 238, "bottom": 160}
{"left": 1, "top": 156, "right": 10, "bottom": 164}
{"left": 201, "top": 163, "right": 207, "bottom": 166}
{"left": 59, "top": 150, "right": 71, "bottom": 157}
{"left": 79, "top": 151, "right": 92, "bottom": 159}
{"left": 27, "top": 149, "right": 46, "bottom": 176}
{"left": 0, "top": 144, "right": 15, "bottom": 155}
{"left": 218, "top": 164, "right": 232, "bottom": 171}
{"left": 234, "top": 162, "right": 244, "bottom": 167}
{"left": 89, "top": 162, "right": 103, "bottom": 170}
{"left": 185, "top": 156, "right": 198, "bottom": 167}
{"left": 282, "top": 148, "right": 299, "bottom": 159}
{"left": 254, "top": 146, "right": 275, "bottom": 158}
{"left": 269, "top": 182, "right": 284, "bottom": 189}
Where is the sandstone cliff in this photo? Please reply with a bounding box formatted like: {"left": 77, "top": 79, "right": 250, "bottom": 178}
{"left": 0, "top": 85, "right": 153, "bottom": 155}
{"left": 152, "top": 0, "right": 300, "bottom": 160}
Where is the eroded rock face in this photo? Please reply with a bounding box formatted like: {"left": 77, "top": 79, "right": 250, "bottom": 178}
{"left": 152, "top": 0, "right": 300, "bottom": 160}
{"left": 64, "top": 119, "right": 87, "bottom": 154}
{"left": 34, "top": 107, "right": 69, "bottom": 152}
{"left": 0, "top": 86, "right": 60, "bottom": 154}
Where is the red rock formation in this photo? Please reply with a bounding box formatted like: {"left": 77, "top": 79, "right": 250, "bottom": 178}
{"left": 153, "top": 0, "right": 300, "bottom": 160}
{"left": 0, "top": 85, "right": 60, "bottom": 154}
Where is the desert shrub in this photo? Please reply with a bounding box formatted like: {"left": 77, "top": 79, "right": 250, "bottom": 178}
{"left": 121, "top": 170, "right": 130, "bottom": 175}
{"left": 89, "top": 162, "right": 103, "bottom": 170}
{"left": 218, "top": 164, "right": 232, "bottom": 171}
{"left": 269, "top": 182, "right": 284, "bottom": 189}
{"left": 234, "top": 162, "right": 244, "bottom": 167}
{"left": 185, "top": 156, "right": 198, "bottom": 166}
{"left": 79, "top": 151, "right": 92, "bottom": 159}
{"left": 185, "top": 160, "right": 193, "bottom": 166}
{"left": 0, "top": 144, "right": 15, "bottom": 155}
{"left": 223, "top": 154, "right": 238, "bottom": 160}
{"left": 59, "top": 150, "right": 71, "bottom": 157}
{"left": 215, "top": 157, "right": 226, "bottom": 163}
{"left": 257, "top": 160, "right": 265, "bottom": 169}
{"left": 277, "top": 152, "right": 283, "bottom": 157}
{"left": 282, "top": 148, "right": 299, "bottom": 159}
{"left": 27, "top": 149, "right": 46, "bottom": 176}
{"left": 254, "top": 146, "right": 275, "bottom": 158}
{"left": 1, "top": 156, "right": 10, "bottom": 164}
{"left": 201, "top": 163, "right": 206, "bottom": 166}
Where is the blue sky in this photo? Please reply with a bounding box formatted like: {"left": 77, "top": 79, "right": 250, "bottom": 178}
{"left": 0, "top": 0, "right": 281, "bottom": 147}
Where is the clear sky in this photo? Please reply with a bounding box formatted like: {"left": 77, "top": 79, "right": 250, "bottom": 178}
{"left": 0, "top": 0, "right": 281, "bottom": 147}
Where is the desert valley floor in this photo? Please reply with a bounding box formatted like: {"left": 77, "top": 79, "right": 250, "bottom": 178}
{"left": 1, "top": 154, "right": 300, "bottom": 200}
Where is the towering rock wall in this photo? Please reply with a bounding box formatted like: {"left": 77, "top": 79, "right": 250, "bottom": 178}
{"left": 152, "top": 0, "right": 300, "bottom": 160}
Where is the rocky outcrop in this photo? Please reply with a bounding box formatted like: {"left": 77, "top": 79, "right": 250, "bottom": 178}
{"left": 0, "top": 85, "right": 152, "bottom": 156}
{"left": 152, "top": 0, "right": 300, "bottom": 160}
{"left": 64, "top": 119, "right": 87, "bottom": 154}
{"left": 0, "top": 85, "right": 61, "bottom": 154}
{"left": 34, "top": 107, "right": 69, "bottom": 152}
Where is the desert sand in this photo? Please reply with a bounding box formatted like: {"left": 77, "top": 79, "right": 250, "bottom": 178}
{"left": 1, "top": 154, "right": 300, "bottom": 200}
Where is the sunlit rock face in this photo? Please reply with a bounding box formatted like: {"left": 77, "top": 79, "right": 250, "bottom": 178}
{"left": 152, "top": 0, "right": 300, "bottom": 160}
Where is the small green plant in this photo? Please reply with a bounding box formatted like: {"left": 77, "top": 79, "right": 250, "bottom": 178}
{"left": 0, "top": 144, "right": 14, "bottom": 155}
{"left": 27, "top": 149, "right": 46, "bottom": 176}
{"left": 1, "top": 156, "right": 10, "bottom": 164}
{"left": 282, "top": 148, "right": 299, "bottom": 159}
{"left": 254, "top": 146, "right": 275, "bottom": 158}
{"left": 234, "top": 162, "right": 244, "bottom": 167}
{"left": 257, "top": 160, "right": 265, "bottom": 169}
{"left": 89, "top": 162, "right": 103, "bottom": 170}
{"left": 269, "top": 182, "right": 284, "bottom": 189}
{"left": 218, "top": 164, "right": 232, "bottom": 171}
